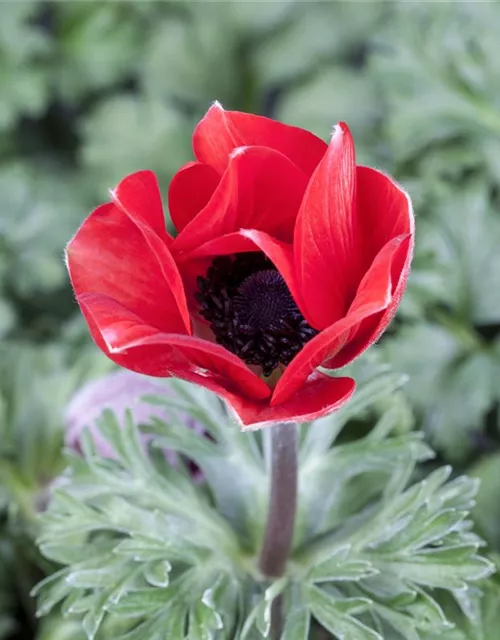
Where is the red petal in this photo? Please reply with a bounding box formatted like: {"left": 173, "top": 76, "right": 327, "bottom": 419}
{"left": 78, "top": 294, "right": 354, "bottom": 430}
{"left": 193, "top": 102, "right": 327, "bottom": 176}
{"left": 172, "top": 146, "right": 308, "bottom": 254}
{"left": 294, "top": 122, "right": 357, "bottom": 329}
{"left": 168, "top": 161, "right": 220, "bottom": 233}
{"left": 346, "top": 235, "right": 410, "bottom": 317}
{"left": 180, "top": 232, "right": 257, "bottom": 258}
{"left": 176, "top": 229, "right": 304, "bottom": 319}
{"left": 321, "top": 170, "right": 415, "bottom": 369}
{"left": 179, "top": 230, "right": 295, "bottom": 288}
{"left": 229, "top": 374, "right": 355, "bottom": 430}
{"left": 67, "top": 202, "right": 190, "bottom": 334}
{"left": 272, "top": 235, "right": 409, "bottom": 405}
{"left": 326, "top": 234, "right": 413, "bottom": 369}
{"left": 111, "top": 170, "right": 172, "bottom": 245}
{"left": 271, "top": 303, "right": 382, "bottom": 406}
{"left": 78, "top": 293, "right": 271, "bottom": 402}
{"left": 356, "top": 166, "right": 414, "bottom": 272}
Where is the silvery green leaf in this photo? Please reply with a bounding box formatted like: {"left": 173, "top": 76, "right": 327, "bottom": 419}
{"left": 350, "top": 467, "right": 452, "bottom": 550}
{"left": 367, "top": 400, "right": 414, "bottom": 444}
{"left": 372, "top": 603, "right": 421, "bottom": 640}
{"left": 452, "top": 585, "right": 483, "bottom": 629}
{"left": 371, "top": 507, "right": 469, "bottom": 553}
{"left": 404, "top": 588, "right": 454, "bottom": 633}
{"left": 201, "top": 573, "right": 239, "bottom": 638}
{"left": 143, "top": 378, "right": 228, "bottom": 443}
{"left": 301, "top": 367, "right": 408, "bottom": 460}
{"left": 33, "top": 569, "right": 72, "bottom": 617}
{"left": 60, "top": 589, "right": 87, "bottom": 617}
{"left": 143, "top": 560, "right": 171, "bottom": 588}
{"left": 65, "top": 557, "right": 130, "bottom": 589}
{"left": 36, "top": 614, "right": 89, "bottom": 640}
{"left": 145, "top": 382, "right": 268, "bottom": 545}
{"left": 109, "top": 587, "right": 177, "bottom": 618}
{"left": 147, "top": 417, "right": 218, "bottom": 460}
{"left": 34, "top": 369, "right": 494, "bottom": 640}
{"left": 470, "top": 453, "right": 500, "bottom": 549}
{"left": 372, "top": 547, "right": 494, "bottom": 590}
{"left": 257, "top": 579, "right": 289, "bottom": 636}
{"left": 82, "top": 588, "right": 111, "bottom": 640}
{"left": 300, "top": 433, "right": 433, "bottom": 539}
{"left": 163, "top": 606, "right": 190, "bottom": 638}
{"left": 240, "top": 578, "right": 289, "bottom": 639}
{"left": 280, "top": 604, "right": 310, "bottom": 640}
{"left": 116, "top": 616, "right": 164, "bottom": 640}
{"left": 307, "top": 546, "right": 378, "bottom": 583}
{"left": 38, "top": 541, "right": 113, "bottom": 566}
{"left": 113, "top": 536, "right": 203, "bottom": 564}
{"left": 95, "top": 410, "right": 151, "bottom": 477}
{"left": 188, "top": 599, "right": 223, "bottom": 640}
{"left": 306, "top": 585, "right": 382, "bottom": 640}
{"left": 361, "top": 574, "right": 417, "bottom": 606}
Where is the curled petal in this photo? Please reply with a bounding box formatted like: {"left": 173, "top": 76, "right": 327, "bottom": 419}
{"left": 168, "top": 161, "right": 220, "bottom": 233}
{"left": 229, "top": 374, "right": 355, "bottom": 430}
{"left": 193, "top": 102, "right": 327, "bottom": 176}
{"left": 180, "top": 232, "right": 257, "bottom": 259}
{"left": 294, "top": 122, "right": 357, "bottom": 329}
{"left": 78, "top": 292, "right": 271, "bottom": 402}
{"left": 111, "top": 170, "right": 172, "bottom": 245}
{"left": 294, "top": 127, "right": 415, "bottom": 333}
{"left": 273, "top": 235, "right": 410, "bottom": 405}
{"left": 172, "top": 146, "right": 308, "bottom": 253}
{"left": 67, "top": 202, "right": 191, "bottom": 334}
{"left": 346, "top": 235, "right": 411, "bottom": 317}
{"left": 356, "top": 166, "right": 414, "bottom": 272}
{"left": 326, "top": 234, "right": 413, "bottom": 369}
{"left": 272, "top": 302, "right": 383, "bottom": 406}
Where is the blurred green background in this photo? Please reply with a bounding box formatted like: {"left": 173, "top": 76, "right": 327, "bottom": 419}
{"left": 2, "top": 1, "right": 500, "bottom": 637}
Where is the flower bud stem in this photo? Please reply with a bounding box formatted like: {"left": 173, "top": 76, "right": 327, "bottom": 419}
{"left": 259, "top": 422, "right": 298, "bottom": 637}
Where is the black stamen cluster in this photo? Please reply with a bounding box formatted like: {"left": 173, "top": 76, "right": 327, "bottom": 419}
{"left": 195, "top": 252, "right": 318, "bottom": 376}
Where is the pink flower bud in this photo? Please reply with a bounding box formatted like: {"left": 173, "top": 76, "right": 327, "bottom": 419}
{"left": 65, "top": 370, "right": 203, "bottom": 467}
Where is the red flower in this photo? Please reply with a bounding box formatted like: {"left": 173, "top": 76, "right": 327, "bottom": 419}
{"left": 66, "top": 103, "right": 414, "bottom": 429}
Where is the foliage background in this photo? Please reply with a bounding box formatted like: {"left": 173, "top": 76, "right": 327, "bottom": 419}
{"left": 1, "top": 1, "right": 500, "bottom": 638}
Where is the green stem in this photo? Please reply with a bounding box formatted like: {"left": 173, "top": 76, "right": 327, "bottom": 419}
{"left": 259, "top": 423, "right": 298, "bottom": 637}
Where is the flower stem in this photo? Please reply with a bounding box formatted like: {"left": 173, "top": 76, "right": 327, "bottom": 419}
{"left": 259, "top": 422, "right": 298, "bottom": 636}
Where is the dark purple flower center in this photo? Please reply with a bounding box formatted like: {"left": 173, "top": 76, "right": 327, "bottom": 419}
{"left": 195, "top": 253, "right": 318, "bottom": 377}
